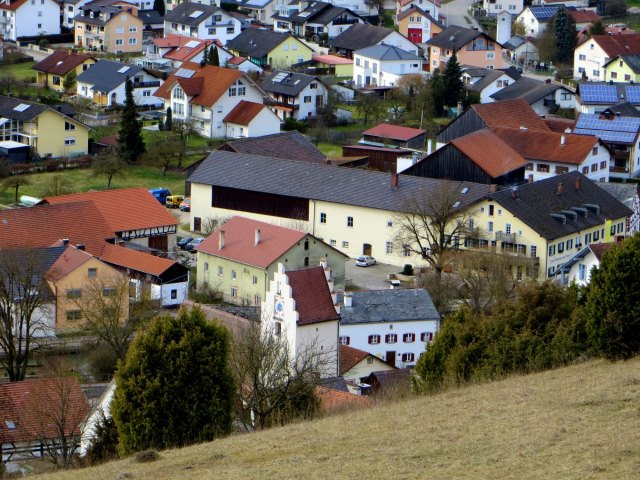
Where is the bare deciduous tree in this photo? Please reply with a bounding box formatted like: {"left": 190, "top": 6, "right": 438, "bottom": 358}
{"left": 0, "top": 248, "right": 53, "bottom": 381}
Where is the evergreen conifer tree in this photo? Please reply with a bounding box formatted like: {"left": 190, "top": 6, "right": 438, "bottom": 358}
{"left": 117, "top": 78, "right": 145, "bottom": 163}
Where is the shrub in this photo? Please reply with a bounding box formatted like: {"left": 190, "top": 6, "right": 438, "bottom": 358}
{"left": 43, "top": 159, "right": 59, "bottom": 172}
{"left": 85, "top": 412, "right": 119, "bottom": 465}
{"left": 402, "top": 264, "right": 414, "bottom": 276}
{"left": 135, "top": 450, "right": 160, "bottom": 463}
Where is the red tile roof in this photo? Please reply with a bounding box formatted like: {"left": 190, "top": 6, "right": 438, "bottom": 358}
{"left": 569, "top": 9, "right": 600, "bottom": 24}
{"left": 339, "top": 344, "right": 373, "bottom": 375}
{"left": 0, "top": 202, "right": 115, "bottom": 256}
{"left": 492, "top": 126, "right": 599, "bottom": 165}
{"left": 196, "top": 216, "right": 307, "bottom": 269}
{"left": 45, "top": 245, "right": 93, "bottom": 283}
{"left": 153, "top": 34, "right": 194, "bottom": 48}
{"left": 32, "top": 51, "right": 94, "bottom": 76}
{"left": 41, "top": 187, "right": 177, "bottom": 233}
{"left": 0, "top": 0, "right": 29, "bottom": 11}
{"left": 590, "top": 34, "right": 640, "bottom": 58}
{"left": 0, "top": 378, "right": 90, "bottom": 444}
{"left": 227, "top": 56, "right": 248, "bottom": 65}
{"left": 154, "top": 63, "right": 244, "bottom": 107}
{"left": 316, "top": 386, "right": 371, "bottom": 413}
{"left": 223, "top": 100, "right": 267, "bottom": 126}
{"left": 163, "top": 37, "right": 213, "bottom": 63}
{"left": 363, "top": 123, "right": 426, "bottom": 142}
{"left": 450, "top": 129, "right": 528, "bottom": 178}
{"left": 311, "top": 54, "right": 353, "bottom": 65}
{"left": 176, "top": 76, "right": 204, "bottom": 96}
{"left": 589, "top": 242, "right": 619, "bottom": 261}
{"left": 544, "top": 117, "right": 576, "bottom": 133}
{"left": 99, "top": 243, "right": 176, "bottom": 277}
{"left": 286, "top": 266, "right": 338, "bottom": 326}
{"left": 471, "top": 99, "right": 551, "bottom": 131}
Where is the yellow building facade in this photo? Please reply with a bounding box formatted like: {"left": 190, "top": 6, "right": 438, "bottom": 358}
{"left": 603, "top": 55, "right": 640, "bottom": 83}
{"left": 36, "top": 59, "right": 96, "bottom": 93}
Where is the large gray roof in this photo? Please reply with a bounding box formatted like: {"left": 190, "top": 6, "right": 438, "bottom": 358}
{"left": 490, "top": 77, "right": 572, "bottom": 104}
{"left": 76, "top": 60, "right": 144, "bottom": 93}
{"left": 226, "top": 29, "right": 293, "bottom": 59}
{"left": 354, "top": 44, "right": 422, "bottom": 61}
{"left": 338, "top": 289, "right": 440, "bottom": 325}
{"left": 188, "top": 150, "right": 490, "bottom": 213}
{"left": 164, "top": 2, "right": 222, "bottom": 26}
{"left": 261, "top": 71, "right": 320, "bottom": 96}
{"left": 0, "top": 96, "right": 47, "bottom": 121}
{"left": 330, "top": 23, "right": 396, "bottom": 51}
{"left": 426, "top": 25, "right": 492, "bottom": 50}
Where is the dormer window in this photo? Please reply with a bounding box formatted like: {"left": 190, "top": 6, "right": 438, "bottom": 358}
{"left": 173, "top": 86, "right": 184, "bottom": 99}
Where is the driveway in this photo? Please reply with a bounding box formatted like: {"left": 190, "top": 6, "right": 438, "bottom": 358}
{"left": 345, "top": 259, "right": 403, "bottom": 291}
{"left": 442, "top": 0, "right": 482, "bottom": 30}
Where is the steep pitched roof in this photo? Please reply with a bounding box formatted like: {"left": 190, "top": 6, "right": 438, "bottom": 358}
{"left": 470, "top": 99, "right": 551, "bottom": 131}
{"left": 161, "top": 36, "right": 213, "bottom": 63}
{"left": 602, "top": 102, "right": 640, "bottom": 117}
{"left": 0, "top": 378, "right": 90, "bottom": 444}
{"left": 574, "top": 113, "right": 640, "bottom": 145}
{"left": 316, "top": 386, "right": 371, "bottom": 412}
{"left": 41, "top": 188, "right": 177, "bottom": 233}
{"left": 450, "top": 129, "right": 528, "bottom": 178}
{"left": 427, "top": 25, "right": 490, "bottom": 49}
{"left": 490, "top": 77, "right": 573, "bottom": 104}
{"left": 492, "top": 126, "right": 599, "bottom": 165}
{"left": 76, "top": 60, "right": 146, "bottom": 93}
{"left": 570, "top": 9, "right": 599, "bottom": 23}
{"left": 196, "top": 216, "right": 307, "bottom": 269}
{"left": 223, "top": 100, "right": 268, "bottom": 125}
{"left": 337, "top": 288, "right": 440, "bottom": 325}
{"left": 0, "top": 202, "right": 114, "bottom": 256}
{"left": 589, "top": 34, "right": 640, "bottom": 57}
{"left": 32, "top": 51, "right": 93, "bottom": 76}
{"left": 603, "top": 53, "right": 640, "bottom": 73}
{"left": 0, "top": 0, "right": 28, "bottom": 11}
{"left": 339, "top": 344, "right": 378, "bottom": 375}
{"left": 544, "top": 117, "right": 576, "bottom": 132}
{"left": 261, "top": 71, "right": 320, "bottom": 97}
{"left": 397, "top": 5, "right": 444, "bottom": 27}
{"left": 188, "top": 151, "right": 491, "bottom": 213}
{"left": 463, "top": 68, "right": 507, "bottom": 92}
{"left": 99, "top": 243, "right": 184, "bottom": 278}
{"left": 490, "top": 171, "right": 632, "bottom": 241}
{"left": 330, "top": 23, "right": 398, "bottom": 51}
{"left": 153, "top": 63, "right": 245, "bottom": 107}
{"left": 226, "top": 29, "right": 297, "bottom": 58}
{"left": 0, "top": 95, "right": 47, "bottom": 121}
{"left": 219, "top": 131, "right": 327, "bottom": 163}
{"left": 138, "top": 8, "right": 163, "bottom": 24}
{"left": 363, "top": 123, "right": 425, "bottom": 142}
{"left": 45, "top": 245, "right": 94, "bottom": 283}
{"left": 355, "top": 44, "right": 422, "bottom": 61}
{"left": 286, "top": 266, "right": 339, "bottom": 325}
{"left": 164, "top": 2, "right": 222, "bottom": 26}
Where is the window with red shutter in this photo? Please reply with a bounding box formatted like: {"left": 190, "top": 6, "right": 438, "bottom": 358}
{"left": 403, "top": 333, "right": 415, "bottom": 343}
{"left": 368, "top": 334, "right": 380, "bottom": 344}
{"left": 339, "top": 336, "right": 350, "bottom": 345}
{"left": 385, "top": 334, "right": 397, "bottom": 344}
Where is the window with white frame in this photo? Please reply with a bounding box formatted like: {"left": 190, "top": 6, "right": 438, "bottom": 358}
{"left": 385, "top": 242, "right": 393, "bottom": 254}
{"left": 385, "top": 333, "right": 397, "bottom": 344}
{"left": 128, "top": 38, "right": 137, "bottom": 45}
{"left": 173, "top": 86, "right": 184, "bottom": 99}
{"left": 368, "top": 334, "right": 380, "bottom": 344}
{"left": 129, "top": 26, "right": 137, "bottom": 32}
{"left": 64, "top": 121, "right": 76, "bottom": 131}
{"left": 401, "top": 353, "right": 415, "bottom": 363}
{"left": 342, "top": 241, "right": 349, "bottom": 248}
{"left": 320, "top": 212, "right": 326, "bottom": 223}
{"left": 339, "top": 336, "right": 350, "bottom": 345}
{"left": 347, "top": 216, "right": 353, "bottom": 227}
{"left": 420, "top": 332, "right": 434, "bottom": 342}
{"left": 231, "top": 287, "right": 238, "bottom": 298}
{"left": 578, "top": 263, "right": 587, "bottom": 281}
{"left": 403, "top": 333, "right": 415, "bottom": 343}
{"left": 64, "top": 137, "right": 76, "bottom": 145}
{"left": 228, "top": 80, "right": 245, "bottom": 96}
{"left": 115, "top": 39, "right": 124, "bottom": 45}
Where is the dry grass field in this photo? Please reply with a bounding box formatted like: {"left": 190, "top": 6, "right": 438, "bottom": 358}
{"left": 43, "top": 357, "right": 640, "bottom": 480}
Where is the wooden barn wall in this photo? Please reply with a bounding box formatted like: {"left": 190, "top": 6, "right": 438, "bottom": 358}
{"left": 436, "top": 110, "right": 486, "bottom": 144}
{"left": 212, "top": 186, "right": 309, "bottom": 220}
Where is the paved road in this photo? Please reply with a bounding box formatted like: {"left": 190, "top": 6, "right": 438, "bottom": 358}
{"left": 442, "top": 0, "right": 482, "bottom": 30}
{"left": 345, "top": 259, "right": 404, "bottom": 290}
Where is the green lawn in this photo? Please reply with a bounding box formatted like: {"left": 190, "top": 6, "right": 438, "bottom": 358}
{"left": 0, "top": 61, "right": 37, "bottom": 81}
{"left": 0, "top": 166, "right": 186, "bottom": 205}
{"left": 317, "top": 142, "right": 343, "bottom": 158}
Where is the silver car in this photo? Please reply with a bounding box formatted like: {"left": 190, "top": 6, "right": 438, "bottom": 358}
{"left": 355, "top": 255, "right": 376, "bottom": 267}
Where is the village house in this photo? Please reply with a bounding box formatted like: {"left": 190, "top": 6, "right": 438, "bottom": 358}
{"left": 337, "top": 288, "right": 440, "bottom": 368}
{"left": 575, "top": 82, "right": 640, "bottom": 113}
{"left": 426, "top": 25, "right": 502, "bottom": 70}
{"left": 226, "top": 55, "right": 265, "bottom": 74}
{"left": 516, "top": 5, "right": 596, "bottom": 38}
{"left": 195, "top": 216, "right": 348, "bottom": 306}
{"left": 482, "top": 0, "right": 523, "bottom": 17}
{"left": 226, "top": 29, "right": 314, "bottom": 69}
{"left": 489, "top": 77, "right": 576, "bottom": 115}
{"left": 76, "top": 60, "right": 162, "bottom": 107}
{"left": 137, "top": 35, "right": 218, "bottom": 71}
{"left": 396, "top": 0, "right": 440, "bottom": 22}
{"left": 163, "top": 2, "right": 241, "bottom": 45}
{"left": 272, "top": 1, "right": 364, "bottom": 38}
{"left": 502, "top": 35, "right": 538, "bottom": 67}
{"left": 223, "top": 100, "right": 282, "bottom": 138}
{"left": 361, "top": 123, "right": 426, "bottom": 149}
{"left": 260, "top": 71, "right": 328, "bottom": 120}
{"left": 339, "top": 344, "right": 395, "bottom": 387}
{"left": 397, "top": 5, "right": 444, "bottom": 44}
{"left": 0, "top": 0, "right": 60, "bottom": 42}
{"left": 0, "top": 95, "right": 90, "bottom": 158}
{"left": 461, "top": 66, "right": 521, "bottom": 104}
{"left": 603, "top": 54, "right": 640, "bottom": 83}
{"left": 153, "top": 62, "right": 269, "bottom": 139}
{"left": 74, "top": 0, "right": 143, "bottom": 53}
{"left": 261, "top": 263, "right": 340, "bottom": 378}
{"left": 330, "top": 23, "right": 418, "bottom": 59}
{"left": 32, "top": 51, "right": 96, "bottom": 93}
{"left": 573, "top": 34, "right": 640, "bottom": 81}
{"left": 555, "top": 242, "right": 618, "bottom": 286}
{"left": 352, "top": 44, "right": 424, "bottom": 88}
{"left": 236, "top": 0, "right": 285, "bottom": 25}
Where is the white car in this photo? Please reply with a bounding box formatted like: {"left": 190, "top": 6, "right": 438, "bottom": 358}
{"left": 355, "top": 255, "right": 376, "bottom": 267}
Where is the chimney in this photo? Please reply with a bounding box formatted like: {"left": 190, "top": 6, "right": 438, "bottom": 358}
{"left": 565, "top": 127, "right": 572, "bottom": 134}
{"left": 219, "top": 230, "right": 225, "bottom": 250}
{"left": 390, "top": 173, "right": 399, "bottom": 188}
{"left": 556, "top": 182, "right": 564, "bottom": 196}
{"left": 511, "top": 186, "right": 518, "bottom": 199}
{"left": 575, "top": 176, "right": 582, "bottom": 191}
{"left": 520, "top": 125, "right": 527, "bottom": 131}
{"left": 411, "top": 153, "right": 418, "bottom": 165}
{"left": 62, "top": 238, "right": 69, "bottom": 245}
{"left": 254, "top": 228, "right": 261, "bottom": 246}
{"left": 489, "top": 184, "right": 497, "bottom": 193}
{"left": 427, "top": 141, "right": 432, "bottom": 155}
{"left": 344, "top": 292, "right": 353, "bottom": 308}
{"left": 76, "top": 244, "right": 85, "bottom": 251}
{"left": 560, "top": 134, "right": 566, "bottom": 146}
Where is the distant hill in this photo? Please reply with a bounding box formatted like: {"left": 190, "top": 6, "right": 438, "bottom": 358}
{"left": 44, "top": 358, "right": 640, "bottom": 480}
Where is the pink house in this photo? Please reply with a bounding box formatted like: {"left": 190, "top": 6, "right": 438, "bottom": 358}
{"left": 426, "top": 25, "right": 503, "bottom": 70}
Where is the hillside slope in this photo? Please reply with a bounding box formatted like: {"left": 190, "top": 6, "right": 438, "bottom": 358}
{"left": 45, "top": 358, "right": 640, "bottom": 480}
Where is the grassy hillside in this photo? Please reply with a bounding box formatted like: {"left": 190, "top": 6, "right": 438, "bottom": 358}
{"left": 45, "top": 358, "right": 640, "bottom": 480}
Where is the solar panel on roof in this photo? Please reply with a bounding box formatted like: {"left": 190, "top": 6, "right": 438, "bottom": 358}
{"left": 625, "top": 85, "right": 640, "bottom": 104}
{"left": 272, "top": 72, "right": 288, "bottom": 83}
{"left": 185, "top": 40, "right": 200, "bottom": 48}
{"left": 13, "top": 104, "right": 30, "bottom": 112}
{"left": 580, "top": 84, "right": 618, "bottom": 104}
{"left": 175, "top": 68, "right": 196, "bottom": 78}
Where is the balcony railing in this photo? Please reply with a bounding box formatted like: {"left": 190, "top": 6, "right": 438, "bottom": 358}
{"left": 133, "top": 81, "right": 161, "bottom": 88}
{"left": 333, "top": 18, "right": 359, "bottom": 25}
{"left": 495, "top": 231, "right": 516, "bottom": 243}
{"left": 609, "top": 166, "right": 629, "bottom": 174}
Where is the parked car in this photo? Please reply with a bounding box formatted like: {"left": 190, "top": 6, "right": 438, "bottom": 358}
{"left": 179, "top": 197, "right": 191, "bottom": 212}
{"left": 166, "top": 195, "right": 185, "bottom": 208}
{"left": 355, "top": 255, "right": 376, "bottom": 267}
{"left": 177, "top": 236, "right": 193, "bottom": 249}
{"left": 184, "top": 237, "right": 204, "bottom": 252}
{"left": 149, "top": 188, "right": 171, "bottom": 205}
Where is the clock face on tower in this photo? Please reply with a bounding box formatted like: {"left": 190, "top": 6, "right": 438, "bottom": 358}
{"left": 274, "top": 296, "right": 284, "bottom": 319}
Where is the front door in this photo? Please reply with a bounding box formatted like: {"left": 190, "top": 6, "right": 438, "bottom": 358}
{"left": 385, "top": 351, "right": 396, "bottom": 367}
{"left": 363, "top": 243, "right": 372, "bottom": 256}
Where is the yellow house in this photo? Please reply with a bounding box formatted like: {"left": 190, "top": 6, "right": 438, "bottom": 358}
{"left": 603, "top": 54, "right": 640, "bottom": 83}
{"left": 226, "top": 29, "right": 314, "bottom": 69}
{"left": 187, "top": 152, "right": 631, "bottom": 281}
{"left": 45, "top": 244, "right": 129, "bottom": 332}
{"left": 74, "top": 4, "right": 143, "bottom": 53}
{"left": 397, "top": 5, "right": 444, "bottom": 45}
{"left": 32, "top": 51, "right": 96, "bottom": 92}
{"left": 0, "top": 95, "right": 90, "bottom": 157}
